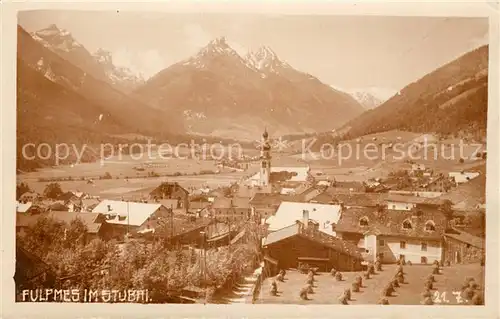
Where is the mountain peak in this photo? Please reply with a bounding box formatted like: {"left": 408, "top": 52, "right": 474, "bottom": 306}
{"left": 245, "top": 45, "right": 289, "bottom": 73}
{"left": 197, "top": 36, "right": 237, "bottom": 56}
{"left": 93, "top": 48, "right": 113, "bottom": 65}
{"left": 32, "top": 24, "right": 82, "bottom": 51}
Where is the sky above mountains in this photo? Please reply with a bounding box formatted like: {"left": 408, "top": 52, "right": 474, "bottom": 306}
{"left": 19, "top": 11, "right": 489, "bottom": 92}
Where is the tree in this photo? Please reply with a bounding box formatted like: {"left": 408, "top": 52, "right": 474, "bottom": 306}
{"left": 16, "top": 183, "right": 31, "bottom": 200}
{"left": 43, "top": 182, "right": 64, "bottom": 199}
{"left": 20, "top": 215, "right": 66, "bottom": 258}
{"left": 439, "top": 199, "right": 454, "bottom": 228}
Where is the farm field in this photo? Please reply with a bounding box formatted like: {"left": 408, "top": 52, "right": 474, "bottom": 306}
{"left": 257, "top": 263, "right": 484, "bottom": 305}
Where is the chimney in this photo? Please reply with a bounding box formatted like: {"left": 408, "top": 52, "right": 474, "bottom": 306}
{"left": 302, "top": 209, "right": 309, "bottom": 229}
{"left": 107, "top": 204, "right": 112, "bottom": 212}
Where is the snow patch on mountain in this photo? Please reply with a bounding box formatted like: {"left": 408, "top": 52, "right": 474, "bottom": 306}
{"left": 330, "top": 85, "right": 398, "bottom": 109}
{"left": 92, "top": 48, "right": 145, "bottom": 87}
{"left": 245, "top": 46, "right": 291, "bottom": 74}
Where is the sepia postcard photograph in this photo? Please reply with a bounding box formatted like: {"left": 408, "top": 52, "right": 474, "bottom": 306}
{"left": 1, "top": 1, "right": 499, "bottom": 318}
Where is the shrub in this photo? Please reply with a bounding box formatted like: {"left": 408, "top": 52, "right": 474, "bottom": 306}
{"left": 463, "top": 287, "right": 475, "bottom": 300}
{"left": 397, "top": 274, "right": 405, "bottom": 284}
{"left": 344, "top": 288, "right": 351, "bottom": 300}
{"left": 338, "top": 295, "right": 349, "bottom": 305}
{"left": 432, "top": 265, "right": 440, "bottom": 275}
{"left": 469, "top": 280, "right": 478, "bottom": 290}
{"left": 396, "top": 265, "right": 404, "bottom": 274}
{"left": 392, "top": 278, "right": 400, "bottom": 288}
{"left": 382, "top": 285, "right": 393, "bottom": 297}
{"left": 299, "top": 286, "right": 308, "bottom": 300}
{"left": 471, "top": 292, "right": 484, "bottom": 305}
{"left": 378, "top": 298, "right": 389, "bottom": 305}
{"left": 422, "top": 296, "right": 434, "bottom": 305}
{"left": 424, "top": 281, "right": 433, "bottom": 290}
{"left": 421, "top": 289, "right": 432, "bottom": 299}
{"left": 355, "top": 275, "right": 363, "bottom": 287}
{"left": 335, "top": 272, "right": 343, "bottom": 281}
{"left": 306, "top": 284, "right": 314, "bottom": 294}
{"left": 352, "top": 282, "right": 360, "bottom": 292}
{"left": 368, "top": 264, "right": 376, "bottom": 275}
{"left": 330, "top": 268, "right": 337, "bottom": 276}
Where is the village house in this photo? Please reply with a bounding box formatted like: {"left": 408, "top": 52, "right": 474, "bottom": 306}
{"left": 265, "top": 202, "right": 342, "bottom": 236}
{"left": 385, "top": 194, "right": 446, "bottom": 212}
{"left": 81, "top": 198, "right": 101, "bottom": 212}
{"left": 262, "top": 216, "right": 364, "bottom": 274}
{"left": 249, "top": 193, "right": 301, "bottom": 222}
{"left": 92, "top": 200, "right": 171, "bottom": 239}
{"left": 16, "top": 201, "right": 42, "bottom": 215}
{"left": 16, "top": 211, "right": 108, "bottom": 242}
{"left": 207, "top": 197, "right": 252, "bottom": 222}
{"left": 15, "top": 245, "right": 57, "bottom": 294}
{"left": 388, "top": 190, "right": 443, "bottom": 198}
{"left": 188, "top": 195, "right": 212, "bottom": 215}
{"left": 149, "top": 182, "right": 190, "bottom": 212}
{"left": 443, "top": 228, "right": 485, "bottom": 264}
{"left": 335, "top": 206, "right": 448, "bottom": 264}
{"left": 18, "top": 191, "right": 41, "bottom": 204}
{"left": 448, "top": 171, "right": 481, "bottom": 185}
{"left": 309, "top": 192, "right": 388, "bottom": 209}
{"left": 154, "top": 216, "right": 214, "bottom": 248}
{"left": 415, "top": 174, "right": 453, "bottom": 193}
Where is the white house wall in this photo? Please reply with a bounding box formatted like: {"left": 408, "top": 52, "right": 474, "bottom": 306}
{"left": 386, "top": 202, "right": 416, "bottom": 211}
{"left": 378, "top": 236, "right": 442, "bottom": 264}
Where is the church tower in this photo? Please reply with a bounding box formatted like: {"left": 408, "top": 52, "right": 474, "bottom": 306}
{"left": 260, "top": 128, "right": 272, "bottom": 186}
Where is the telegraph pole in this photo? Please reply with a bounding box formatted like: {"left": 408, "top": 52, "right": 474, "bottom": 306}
{"left": 200, "top": 231, "right": 207, "bottom": 304}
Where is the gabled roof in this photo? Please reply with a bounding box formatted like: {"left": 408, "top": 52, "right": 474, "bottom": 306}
{"left": 445, "top": 228, "right": 485, "bottom": 250}
{"left": 16, "top": 201, "right": 33, "bottom": 213}
{"left": 19, "top": 192, "right": 40, "bottom": 200}
{"left": 16, "top": 211, "right": 103, "bottom": 234}
{"left": 150, "top": 182, "right": 189, "bottom": 197}
{"left": 211, "top": 197, "right": 251, "bottom": 209}
{"left": 386, "top": 194, "right": 446, "bottom": 206}
{"left": 249, "top": 193, "right": 300, "bottom": 207}
{"left": 263, "top": 222, "right": 362, "bottom": 259}
{"left": 335, "top": 207, "right": 447, "bottom": 240}
{"left": 266, "top": 202, "right": 342, "bottom": 236}
{"left": 310, "top": 192, "right": 388, "bottom": 207}
{"left": 15, "top": 245, "right": 56, "bottom": 284}
{"left": 92, "top": 200, "right": 163, "bottom": 226}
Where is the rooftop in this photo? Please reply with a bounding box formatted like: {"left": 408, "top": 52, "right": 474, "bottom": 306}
{"left": 211, "top": 196, "right": 251, "bottom": 209}
{"left": 445, "top": 228, "right": 485, "bottom": 250}
{"left": 310, "top": 192, "right": 388, "bottom": 207}
{"left": 385, "top": 194, "right": 447, "bottom": 206}
{"left": 16, "top": 201, "right": 33, "bottom": 213}
{"left": 263, "top": 222, "right": 362, "bottom": 260}
{"left": 266, "top": 201, "right": 342, "bottom": 236}
{"left": 92, "top": 200, "right": 163, "bottom": 226}
{"left": 16, "top": 211, "right": 103, "bottom": 234}
{"left": 335, "top": 206, "right": 448, "bottom": 240}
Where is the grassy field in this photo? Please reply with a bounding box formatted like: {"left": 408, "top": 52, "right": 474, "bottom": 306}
{"left": 257, "top": 263, "right": 484, "bottom": 305}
